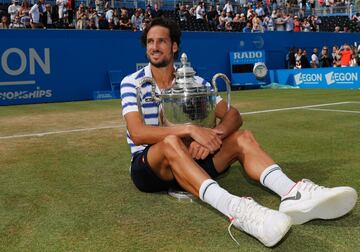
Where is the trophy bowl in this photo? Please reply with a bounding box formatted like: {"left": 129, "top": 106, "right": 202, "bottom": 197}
{"left": 137, "top": 53, "right": 231, "bottom": 129}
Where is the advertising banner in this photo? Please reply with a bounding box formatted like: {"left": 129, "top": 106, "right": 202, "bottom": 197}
{"left": 273, "top": 67, "right": 360, "bottom": 89}
{"left": 1, "top": 30, "right": 358, "bottom": 105}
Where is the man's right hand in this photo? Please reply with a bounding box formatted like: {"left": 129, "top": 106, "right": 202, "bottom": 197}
{"left": 188, "top": 125, "right": 222, "bottom": 153}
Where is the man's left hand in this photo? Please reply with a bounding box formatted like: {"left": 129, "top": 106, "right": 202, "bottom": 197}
{"left": 188, "top": 141, "right": 210, "bottom": 160}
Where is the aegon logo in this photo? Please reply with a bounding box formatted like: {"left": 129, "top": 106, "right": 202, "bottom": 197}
{"left": 294, "top": 73, "right": 322, "bottom": 85}
{"left": 325, "top": 72, "right": 358, "bottom": 85}
{"left": 1, "top": 48, "right": 51, "bottom": 86}
{"left": 233, "top": 51, "right": 263, "bottom": 60}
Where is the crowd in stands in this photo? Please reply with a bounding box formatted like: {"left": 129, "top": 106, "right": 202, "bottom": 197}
{"left": 287, "top": 43, "right": 360, "bottom": 68}
{"left": 0, "top": 0, "right": 359, "bottom": 32}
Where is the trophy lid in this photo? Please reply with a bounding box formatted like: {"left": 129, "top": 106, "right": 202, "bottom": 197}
{"left": 174, "top": 53, "right": 201, "bottom": 88}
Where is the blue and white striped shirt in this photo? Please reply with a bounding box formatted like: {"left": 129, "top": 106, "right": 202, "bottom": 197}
{"left": 121, "top": 63, "right": 222, "bottom": 156}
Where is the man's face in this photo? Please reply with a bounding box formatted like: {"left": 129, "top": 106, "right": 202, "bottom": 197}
{"left": 146, "top": 26, "right": 178, "bottom": 68}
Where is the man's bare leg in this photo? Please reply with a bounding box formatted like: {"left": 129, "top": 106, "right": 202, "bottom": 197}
{"left": 145, "top": 134, "right": 292, "bottom": 247}
{"left": 213, "top": 130, "right": 296, "bottom": 197}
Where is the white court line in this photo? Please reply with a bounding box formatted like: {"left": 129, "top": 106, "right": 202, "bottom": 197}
{"left": 305, "top": 108, "right": 360, "bottom": 114}
{"left": 241, "top": 101, "right": 353, "bottom": 115}
{"left": 0, "top": 101, "right": 358, "bottom": 140}
{"left": 0, "top": 125, "right": 125, "bottom": 140}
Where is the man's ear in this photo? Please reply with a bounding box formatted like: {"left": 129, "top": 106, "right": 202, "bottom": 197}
{"left": 172, "top": 42, "right": 178, "bottom": 55}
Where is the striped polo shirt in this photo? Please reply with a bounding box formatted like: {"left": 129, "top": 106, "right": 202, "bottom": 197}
{"left": 121, "top": 63, "right": 222, "bottom": 156}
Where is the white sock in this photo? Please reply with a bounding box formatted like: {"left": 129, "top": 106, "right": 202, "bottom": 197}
{"left": 260, "top": 164, "right": 296, "bottom": 197}
{"left": 199, "top": 179, "right": 233, "bottom": 217}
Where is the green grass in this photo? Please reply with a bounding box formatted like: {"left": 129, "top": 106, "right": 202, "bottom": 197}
{"left": 0, "top": 89, "right": 359, "bottom": 251}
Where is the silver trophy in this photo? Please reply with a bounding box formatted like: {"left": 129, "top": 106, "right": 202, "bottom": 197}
{"left": 136, "top": 53, "right": 232, "bottom": 201}
{"left": 137, "top": 53, "right": 231, "bottom": 129}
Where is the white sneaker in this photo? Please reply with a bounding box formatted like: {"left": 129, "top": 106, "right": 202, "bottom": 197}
{"left": 279, "top": 179, "right": 358, "bottom": 225}
{"left": 227, "top": 197, "right": 292, "bottom": 247}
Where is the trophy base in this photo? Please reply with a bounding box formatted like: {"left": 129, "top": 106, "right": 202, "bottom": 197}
{"left": 168, "top": 188, "right": 194, "bottom": 202}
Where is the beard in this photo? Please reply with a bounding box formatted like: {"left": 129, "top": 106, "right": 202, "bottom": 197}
{"left": 147, "top": 52, "right": 173, "bottom": 68}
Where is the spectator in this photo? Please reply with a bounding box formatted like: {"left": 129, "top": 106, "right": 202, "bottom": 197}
{"left": 215, "top": 4, "right": 221, "bottom": 16}
{"left": 105, "top": 7, "right": 113, "bottom": 24}
{"left": 274, "top": 13, "right": 285, "bottom": 31}
{"left": 131, "top": 8, "right": 143, "bottom": 31}
{"left": 178, "top": 5, "right": 190, "bottom": 23}
{"left": 75, "top": 4, "right": 88, "bottom": 29}
{"left": 0, "top": 15, "right": 9, "bottom": 29}
{"left": 287, "top": 47, "right": 296, "bottom": 69}
{"left": 66, "top": 0, "right": 75, "bottom": 26}
{"left": 9, "top": 14, "right": 25, "bottom": 28}
{"left": 285, "top": 14, "right": 294, "bottom": 32}
{"left": 56, "top": 0, "right": 67, "bottom": 25}
{"left": 295, "top": 48, "right": 302, "bottom": 62}
{"left": 19, "top": 0, "right": 31, "bottom": 28}
{"left": 242, "top": 22, "right": 252, "bottom": 32}
{"left": 302, "top": 19, "right": 311, "bottom": 32}
{"left": 223, "top": 1, "right": 233, "bottom": 14}
{"left": 225, "top": 21, "right": 232, "bottom": 31}
{"left": 151, "top": 3, "right": 163, "bottom": 18}
{"left": 119, "top": 8, "right": 132, "bottom": 30}
{"left": 300, "top": 49, "right": 311, "bottom": 68}
{"left": 195, "top": 1, "right": 206, "bottom": 24}
{"left": 233, "top": 13, "right": 241, "bottom": 23}
{"left": 319, "top": 46, "right": 333, "bottom": 67}
{"left": 311, "top": 48, "right": 319, "bottom": 68}
{"left": 29, "top": 0, "right": 45, "bottom": 29}
{"left": 95, "top": 0, "right": 105, "bottom": 16}
{"left": 8, "top": 0, "right": 21, "bottom": 24}
{"left": 112, "top": 9, "right": 120, "bottom": 29}
{"left": 43, "top": 3, "right": 55, "bottom": 28}
{"left": 338, "top": 44, "right": 352, "bottom": 67}
{"left": 350, "top": 53, "right": 358, "bottom": 66}
{"left": 332, "top": 46, "right": 341, "bottom": 67}
{"left": 252, "top": 23, "right": 263, "bottom": 32}
{"left": 224, "top": 11, "right": 233, "bottom": 23}
{"left": 88, "top": 8, "right": 99, "bottom": 30}
{"left": 293, "top": 16, "right": 301, "bottom": 32}
{"left": 255, "top": 3, "right": 265, "bottom": 18}
{"left": 263, "top": 15, "right": 274, "bottom": 31}
{"left": 217, "top": 10, "right": 226, "bottom": 30}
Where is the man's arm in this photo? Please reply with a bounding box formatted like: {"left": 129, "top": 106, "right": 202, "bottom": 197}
{"left": 124, "top": 111, "right": 222, "bottom": 153}
{"left": 213, "top": 99, "right": 242, "bottom": 139}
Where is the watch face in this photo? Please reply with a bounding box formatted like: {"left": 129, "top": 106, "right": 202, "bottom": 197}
{"left": 253, "top": 62, "right": 268, "bottom": 79}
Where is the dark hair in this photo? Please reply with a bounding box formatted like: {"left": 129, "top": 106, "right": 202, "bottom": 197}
{"left": 140, "top": 17, "right": 181, "bottom": 59}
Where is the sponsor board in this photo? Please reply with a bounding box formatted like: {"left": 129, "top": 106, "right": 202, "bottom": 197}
{"left": 293, "top": 69, "right": 359, "bottom": 87}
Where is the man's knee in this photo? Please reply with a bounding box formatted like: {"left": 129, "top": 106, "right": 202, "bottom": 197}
{"left": 162, "top": 135, "right": 186, "bottom": 160}
{"left": 235, "top": 130, "right": 259, "bottom": 148}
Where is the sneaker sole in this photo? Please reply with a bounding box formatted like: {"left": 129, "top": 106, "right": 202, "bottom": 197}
{"left": 262, "top": 215, "right": 292, "bottom": 247}
{"left": 281, "top": 188, "right": 357, "bottom": 225}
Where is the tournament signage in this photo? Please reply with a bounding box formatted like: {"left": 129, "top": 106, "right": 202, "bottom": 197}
{"left": 273, "top": 67, "right": 360, "bottom": 89}
{"left": 0, "top": 47, "right": 53, "bottom": 103}
{"left": 229, "top": 50, "right": 269, "bottom": 87}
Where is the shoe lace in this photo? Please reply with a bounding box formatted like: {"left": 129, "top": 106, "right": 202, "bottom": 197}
{"left": 227, "top": 198, "right": 267, "bottom": 246}
{"left": 301, "top": 179, "right": 325, "bottom": 192}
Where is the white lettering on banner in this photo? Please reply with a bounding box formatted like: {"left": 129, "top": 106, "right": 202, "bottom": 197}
{"left": 0, "top": 87, "right": 52, "bottom": 100}
{"left": 325, "top": 72, "right": 358, "bottom": 85}
{"left": 233, "top": 51, "right": 263, "bottom": 60}
{"left": 294, "top": 73, "right": 322, "bottom": 85}
{"left": 1, "top": 48, "right": 51, "bottom": 76}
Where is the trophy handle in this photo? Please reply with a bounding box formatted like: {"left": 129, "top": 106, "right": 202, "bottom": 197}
{"left": 211, "top": 73, "right": 231, "bottom": 111}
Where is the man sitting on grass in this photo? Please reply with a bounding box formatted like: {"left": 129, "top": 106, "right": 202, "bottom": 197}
{"left": 120, "top": 17, "right": 358, "bottom": 247}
